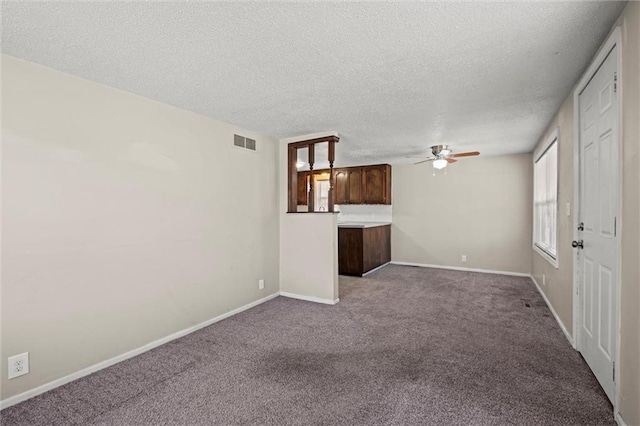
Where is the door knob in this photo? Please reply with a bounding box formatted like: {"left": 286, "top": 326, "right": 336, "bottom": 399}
{"left": 572, "top": 240, "right": 584, "bottom": 249}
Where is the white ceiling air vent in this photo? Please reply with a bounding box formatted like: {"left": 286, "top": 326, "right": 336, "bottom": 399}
{"left": 233, "top": 134, "right": 256, "bottom": 151}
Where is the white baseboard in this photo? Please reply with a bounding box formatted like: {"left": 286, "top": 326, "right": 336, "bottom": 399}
{"left": 362, "top": 262, "right": 390, "bottom": 277}
{"left": 279, "top": 291, "right": 339, "bottom": 305}
{"left": 615, "top": 412, "right": 628, "bottom": 426}
{"left": 390, "top": 261, "right": 531, "bottom": 277}
{"left": 530, "top": 275, "right": 575, "bottom": 348}
{"left": 0, "top": 292, "right": 280, "bottom": 411}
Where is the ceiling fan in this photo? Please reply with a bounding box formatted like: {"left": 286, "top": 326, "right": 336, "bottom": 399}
{"left": 409, "top": 145, "right": 480, "bottom": 169}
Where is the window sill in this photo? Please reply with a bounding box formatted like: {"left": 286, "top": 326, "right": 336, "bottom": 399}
{"left": 533, "top": 244, "right": 559, "bottom": 269}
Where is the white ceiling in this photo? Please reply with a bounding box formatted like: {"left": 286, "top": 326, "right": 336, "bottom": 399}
{"left": 1, "top": 1, "right": 626, "bottom": 167}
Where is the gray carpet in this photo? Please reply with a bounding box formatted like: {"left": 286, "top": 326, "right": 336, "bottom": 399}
{"left": 1, "top": 265, "right": 614, "bottom": 425}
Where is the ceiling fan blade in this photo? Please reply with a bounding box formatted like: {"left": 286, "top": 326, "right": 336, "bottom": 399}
{"left": 451, "top": 151, "right": 480, "bottom": 158}
{"left": 407, "top": 155, "right": 434, "bottom": 159}
{"left": 414, "top": 158, "right": 435, "bottom": 165}
{"left": 446, "top": 158, "right": 458, "bottom": 163}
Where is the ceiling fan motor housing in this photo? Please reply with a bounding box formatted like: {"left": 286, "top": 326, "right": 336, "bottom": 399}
{"left": 431, "top": 145, "right": 451, "bottom": 157}
{"left": 410, "top": 146, "right": 479, "bottom": 166}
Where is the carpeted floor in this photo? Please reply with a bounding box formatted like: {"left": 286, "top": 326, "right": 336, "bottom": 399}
{"left": 1, "top": 265, "right": 614, "bottom": 425}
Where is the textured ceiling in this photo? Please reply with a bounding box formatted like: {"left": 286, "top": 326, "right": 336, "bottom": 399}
{"left": 1, "top": 1, "right": 627, "bottom": 166}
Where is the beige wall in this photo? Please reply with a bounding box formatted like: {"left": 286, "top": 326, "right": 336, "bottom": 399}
{"left": 279, "top": 213, "right": 339, "bottom": 303}
{"left": 392, "top": 154, "right": 532, "bottom": 275}
{"left": 532, "top": 2, "right": 640, "bottom": 423}
{"left": 530, "top": 95, "right": 574, "bottom": 334}
{"left": 278, "top": 135, "right": 339, "bottom": 304}
{"left": 1, "top": 56, "right": 280, "bottom": 400}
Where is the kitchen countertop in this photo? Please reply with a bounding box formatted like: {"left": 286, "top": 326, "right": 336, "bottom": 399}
{"left": 337, "top": 221, "right": 392, "bottom": 228}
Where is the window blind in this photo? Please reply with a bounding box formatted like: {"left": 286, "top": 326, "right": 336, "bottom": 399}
{"left": 533, "top": 139, "right": 558, "bottom": 260}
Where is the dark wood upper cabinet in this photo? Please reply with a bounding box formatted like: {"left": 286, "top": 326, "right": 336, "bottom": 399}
{"left": 334, "top": 169, "right": 349, "bottom": 205}
{"left": 297, "top": 171, "right": 309, "bottom": 205}
{"left": 347, "top": 168, "right": 364, "bottom": 204}
{"left": 302, "top": 164, "right": 391, "bottom": 206}
{"left": 363, "top": 165, "right": 387, "bottom": 204}
{"left": 329, "top": 164, "right": 391, "bottom": 205}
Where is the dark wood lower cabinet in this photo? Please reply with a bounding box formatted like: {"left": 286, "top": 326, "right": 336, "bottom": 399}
{"left": 338, "top": 225, "right": 391, "bottom": 276}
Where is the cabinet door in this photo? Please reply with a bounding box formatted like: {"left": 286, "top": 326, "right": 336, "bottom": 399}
{"left": 333, "top": 169, "right": 348, "bottom": 205}
{"left": 338, "top": 227, "right": 364, "bottom": 276}
{"left": 297, "top": 172, "right": 309, "bottom": 205}
{"left": 347, "top": 168, "right": 363, "bottom": 204}
{"left": 362, "top": 225, "right": 391, "bottom": 273}
{"left": 363, "top": 165, "right": 386, "bottom": 204}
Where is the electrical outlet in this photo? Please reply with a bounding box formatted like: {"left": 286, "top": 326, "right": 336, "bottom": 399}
{"left": 258, "top": 279, "right": 264, "bottom": 290}
{"left": 461, "top": 255, "right": 467, "bottom": 262}
{"left": 8, "top": 352, "right": 29, "bottom": 379}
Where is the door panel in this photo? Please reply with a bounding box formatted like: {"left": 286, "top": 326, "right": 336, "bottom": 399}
{"left": 583, "top": 257, "right": 593, "bottom": 336}
{"left": 347, "top": 169, "right": 363, "bottom": 204}
{"left": 599, "top": 131, "right": 614, "bottom": 236}
{"left": 577, "top": 45, "right": 618, "bottom": 403}
{"left": 363, "top": 166, "right": 385, "bottom": 204}
{"left": 598, "top": 265, "right": 612, "bottom": 357}
{"left": 334, "top": 169, "right": 348, "bottom": 204}
{"left": 584, "top": 142, "right": 596, "bottom": 233}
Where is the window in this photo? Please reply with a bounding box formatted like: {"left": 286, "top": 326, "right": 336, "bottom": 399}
{"left": 533, "top": 131, "right": 558, "bottom": 266}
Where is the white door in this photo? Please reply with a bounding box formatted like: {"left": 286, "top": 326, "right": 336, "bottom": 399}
{"left": 577, "top": 45, "right": 619, "bottom": 403}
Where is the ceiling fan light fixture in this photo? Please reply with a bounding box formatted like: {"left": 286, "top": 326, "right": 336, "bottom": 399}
{"left": 433, "top": 158, "right": 447, "bottom": 169}
{"left": 296, "top": 161, "right": 305, "bottom": 169}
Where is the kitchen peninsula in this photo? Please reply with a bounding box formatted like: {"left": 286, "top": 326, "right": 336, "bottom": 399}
{"left": 337, "top": 222, "right": 391, "bottom": 276}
